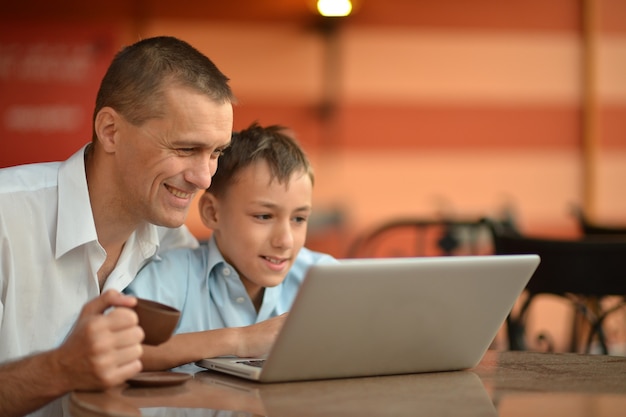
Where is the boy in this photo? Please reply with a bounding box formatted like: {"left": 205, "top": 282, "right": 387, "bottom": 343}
{"left": 125, "top": 122, "right": 338, "bottom": 371}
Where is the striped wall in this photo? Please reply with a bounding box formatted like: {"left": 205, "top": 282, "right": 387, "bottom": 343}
{"left": 135, "top": 0, "right": 626, "bottom": 249}
{"left": 1, "top": 0, "right": 625, "bottom": 249}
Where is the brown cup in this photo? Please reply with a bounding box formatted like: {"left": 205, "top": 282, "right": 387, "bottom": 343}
{"left": 133, "top": 298, "right": 181, "bottom": 346}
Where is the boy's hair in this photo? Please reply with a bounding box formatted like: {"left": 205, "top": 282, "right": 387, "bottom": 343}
{"left": 93, "top": 36, "right": 235, "bottom": 140}
{"left": 209, "top": 122, "right": 314, "bottom": 197}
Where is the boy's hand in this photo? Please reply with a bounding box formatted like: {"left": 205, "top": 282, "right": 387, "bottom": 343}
{"left": 235, "top": 313, "right": 288, "bottom": 358}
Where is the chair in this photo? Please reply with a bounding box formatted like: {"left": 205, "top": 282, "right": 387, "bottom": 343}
{"left": 572, "top": 206, "right": 626, "bottom": 237}
{"left": 482, "top": 218, "right": 626, "bottom": 354}
{"left": 347, "top": 217, "right": 488, "bottom": 258}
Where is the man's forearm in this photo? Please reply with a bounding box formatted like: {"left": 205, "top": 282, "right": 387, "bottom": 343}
{"left": 0, "top": 350, "right": 71, "bottom": 417}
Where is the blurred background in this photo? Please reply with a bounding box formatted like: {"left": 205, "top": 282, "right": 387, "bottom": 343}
{"left": 1, "top": 0, "right": 625, "bottom": 258}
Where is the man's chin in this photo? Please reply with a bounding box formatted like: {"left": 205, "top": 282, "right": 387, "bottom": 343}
{"left": 150, "top": 213, "right": 188, "bottom": 229}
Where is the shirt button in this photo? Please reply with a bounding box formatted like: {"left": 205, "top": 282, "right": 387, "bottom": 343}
{"left": 236, "top": 297, "right": 245, "bottom": 304}
{"left": 222, "top": 267, "right": 231, "bottom": 276}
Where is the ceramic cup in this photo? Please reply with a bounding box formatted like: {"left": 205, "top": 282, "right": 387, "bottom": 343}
{"left": 133, "top": 298, "right": 181, "bottom": 346}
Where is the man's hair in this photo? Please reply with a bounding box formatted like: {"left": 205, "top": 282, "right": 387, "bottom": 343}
{"left": 209, "top": 122, "right": 314, "bottom": 197}
{"left": 92, "top": 36, "right": 234, "bottom": 139}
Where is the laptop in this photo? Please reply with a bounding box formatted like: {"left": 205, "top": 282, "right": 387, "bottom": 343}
{"left": 196, "top": 254, "right": 540, "bottom": 382}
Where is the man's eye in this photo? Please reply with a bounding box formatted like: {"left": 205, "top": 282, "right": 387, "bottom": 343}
{"left": 212, "top": 149, "right": 224, "bottom": 158}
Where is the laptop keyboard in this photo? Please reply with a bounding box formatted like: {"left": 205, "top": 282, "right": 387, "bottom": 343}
{"left": 236, "top": 359, "right": 266, "bottom": 368}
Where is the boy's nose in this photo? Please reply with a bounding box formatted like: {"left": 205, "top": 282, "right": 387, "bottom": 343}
{"left": 272, "top": 223, "right": 294, "bottom": 249}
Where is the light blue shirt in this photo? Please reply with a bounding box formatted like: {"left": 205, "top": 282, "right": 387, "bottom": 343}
{"left": 125, "top": 236, "right": 338, "bottom": 335}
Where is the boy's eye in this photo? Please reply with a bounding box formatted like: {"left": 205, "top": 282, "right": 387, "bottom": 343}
{"left": 255, "top": 214, "right": 272, "bottom": 220}
{"left": 294, "top": 216, "right": 308, "bottom": 224}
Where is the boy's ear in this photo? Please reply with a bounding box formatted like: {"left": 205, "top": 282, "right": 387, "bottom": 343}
{"left": 199, "top": 192, "right": 219, "bottom": 229}
{"left": 94, "top": 107, "right": 120, "bottom": 154}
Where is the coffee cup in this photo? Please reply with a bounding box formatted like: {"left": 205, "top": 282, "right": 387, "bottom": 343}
{"left": 133, "top": 298, "right": 181, "bottom": 346}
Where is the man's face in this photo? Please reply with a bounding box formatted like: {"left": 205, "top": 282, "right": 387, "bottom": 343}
{"left": 209, "top": 160, "right": 313, "bottom": 298}
{"left": 112, "top": 86, "right": 233, "bottom": 228}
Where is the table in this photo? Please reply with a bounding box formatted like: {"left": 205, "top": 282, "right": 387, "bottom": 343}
{"left": 62, "top": 350, "right": 626, "bottom": 417}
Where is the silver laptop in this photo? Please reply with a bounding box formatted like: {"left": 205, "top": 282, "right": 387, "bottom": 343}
{"left": 196, "top": 254, "right": 540, "bottom": 382}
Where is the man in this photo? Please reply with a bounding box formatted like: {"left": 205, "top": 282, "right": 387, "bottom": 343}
{"left": 0, "top": 36, "right": 234, "bottom": 417}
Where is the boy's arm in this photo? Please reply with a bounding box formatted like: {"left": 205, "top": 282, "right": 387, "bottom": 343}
{"left": 140, "top": 313, "right": 287, "bottom": 371}
{"left": 0, "top": 291, "right": 143, "bottom": 417}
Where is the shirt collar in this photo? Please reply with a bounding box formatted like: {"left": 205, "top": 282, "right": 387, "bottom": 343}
{"left": 103, "top": 221, "right": 162, "bottom": 292}
{"left": 205, "top": 235, "right": 228, "bottom": 274}
{"left": 205, "top": 235, "right": 281, "bottom": 319}
{"left": 133, "top": 221, "right": 162, "bottom": 261}
{"left": 55, "top": 145, "right": 98, "bottom": 259}
{"left": 55, "top": 145, "right": 162, "bottom": 261}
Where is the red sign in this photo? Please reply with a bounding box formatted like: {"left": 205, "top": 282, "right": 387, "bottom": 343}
{"left": 0, "top": 23, "right": 117, "bottom": 167}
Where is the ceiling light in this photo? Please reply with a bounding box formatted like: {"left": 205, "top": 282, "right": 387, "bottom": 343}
{"left": 317, "top": 0, "right": 353, "bottom": 17}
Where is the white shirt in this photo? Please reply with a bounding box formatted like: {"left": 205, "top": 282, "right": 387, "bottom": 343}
{"left": 0, "top": 145, "right": 198, "bottom": 364}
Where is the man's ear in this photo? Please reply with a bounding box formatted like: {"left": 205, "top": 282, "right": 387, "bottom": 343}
{"left": 199, "top": 192, "right": 220, "bottom": 229}
{"left": 94, "top": 107, "right": 120, "bottom": 153}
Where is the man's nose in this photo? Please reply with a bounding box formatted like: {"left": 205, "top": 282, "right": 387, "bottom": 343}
{"left": 186, "top": 154, "right": 216, "bottom": 190}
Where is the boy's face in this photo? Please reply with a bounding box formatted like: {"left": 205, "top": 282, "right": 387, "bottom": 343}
{"left": 204, "top": 160, "right": 313, "bottom": 298}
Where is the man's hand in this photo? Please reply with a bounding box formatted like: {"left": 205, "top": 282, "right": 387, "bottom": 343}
{"left": 0, "top": 290, "right": 145, "bottom": 417}
{"left": 53, "top": 290, "right": 145, "bottom": 391}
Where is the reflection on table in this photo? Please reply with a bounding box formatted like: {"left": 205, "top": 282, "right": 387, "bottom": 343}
{"left": 66, "top": 350, "right": 626, "bottom": 417}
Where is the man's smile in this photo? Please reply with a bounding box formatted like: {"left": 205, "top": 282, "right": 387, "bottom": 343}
{"left": 165, "top": 184, "right": 193, "bottom": 199}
